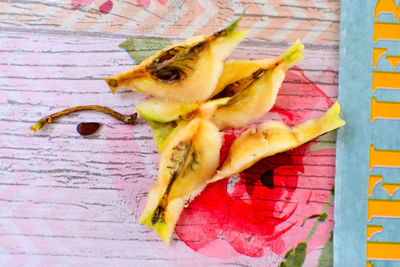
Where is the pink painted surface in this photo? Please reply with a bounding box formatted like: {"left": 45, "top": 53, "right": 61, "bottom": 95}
{"left": 2, "top": 1, "right": 340, "bottom": 45}
{"left": 71, "top": 0, "right": 95, "bottom": 10}
{"left": 0, "top": 1, "right": 339, "bottom": 264}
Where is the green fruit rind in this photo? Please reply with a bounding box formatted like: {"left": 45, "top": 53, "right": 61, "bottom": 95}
{"left": 135, "top": 96, "right": 229, "bottom": 125}
{"left": 136, "top": 97, "right": 198, "bottom": 123}
{"left": 145, "top": 119, "right": 182, "bottom": 152}
{"left": 220, "top": 17, "right": 241, "bottom": 36}
{"left": 209, "top": 101, "right": 345, "bottom": 183}
{"left": 282, "top": 39, "right": 304, "bottom": 66}
{"left": 144, "top": 97, "right": 230, "bottom": 153}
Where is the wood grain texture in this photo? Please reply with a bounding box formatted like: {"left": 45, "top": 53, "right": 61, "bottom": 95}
{"left": 0, "top": 0, "right": 340, "bottom": 264}
{"left": 0, "top": 26, "right": 338, "bottom": 265}
{"left": 0, "top": 0, "right": 340, "bottom": 44}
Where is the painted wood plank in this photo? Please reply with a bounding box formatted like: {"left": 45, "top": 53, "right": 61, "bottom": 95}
{"left": 0, "top": 0, "right": 340, "bottom": 45}
{"left": 0, "top": 26, "right": 338, "bottom": 265}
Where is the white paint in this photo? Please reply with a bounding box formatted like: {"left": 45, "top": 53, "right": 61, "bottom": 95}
{"left": 179, "top": 0, "right": 217, "bottom": 37}
{"left": 150, "top": 0, "right": 188, "bottom": 35}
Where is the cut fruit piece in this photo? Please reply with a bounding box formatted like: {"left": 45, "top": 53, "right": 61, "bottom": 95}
{"left": 144, "top": 97, "right": 231, "bottom": 152}
{"left": 146, "top": 119, "right": 182, "bottom": 152}
{"left": 211, "top": 58, "right": 276, "bottom": 98}
{"left": 139, "top": 103, "right": 223, "bottom": 243}
{"left": 209, "top": 101, "right": 345, "bottom": 183}
{"left": 135, "top": 97, "right": 198, "bottom": 123}
{"left": 105, "top": 20, "right": 248, "bottom": 102}
{"left": 211, "top": 40, "right": 304, "bottom": 130}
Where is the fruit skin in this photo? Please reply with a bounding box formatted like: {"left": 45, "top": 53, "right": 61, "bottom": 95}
{"left": 211, "top": 40, "right": 304, "bottom": 130}
{"left": 146, "top": 119, "right": 182, "bottom": 152}
{"left": 135, "top": 97, "right": 197, "bottom": 153}
{"left": 104, "top": 25, "right": 248, "bottom": 102}
{"left": 139, "top": 102, "right": 223, "bottom": 243}
{"left": 209, "top": 101, "right": 345, "bottom": 183}
{"left": 142, "top": 97, "right": 230, "bottom": 153}
{"left": 135, "top": 97, "right": 198, "bottom": 123}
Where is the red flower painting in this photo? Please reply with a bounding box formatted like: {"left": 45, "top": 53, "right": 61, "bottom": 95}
{"left": 71, "top": 0, "right": 114, "bottom": 14}
{"left": 174, "top": 67, "right": 336, "bottom": 259}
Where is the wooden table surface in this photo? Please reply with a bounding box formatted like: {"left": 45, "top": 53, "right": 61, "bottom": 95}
{"left": 0, "top": 1, "right": 340, "bottom": 266}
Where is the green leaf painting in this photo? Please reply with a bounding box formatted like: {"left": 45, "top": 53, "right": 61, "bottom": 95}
{"left": 280, "top": 242, "right": 307, "bottom": 267}
{"left": 280, "top": 187, "right": 334, "bottom": 267}
{"left": 309, "top": 131, "right": 337, "bottom": 152}
{"left": 119, "top": 37, "right": 173, "bottom": 64}
{"left": 318, "top": 232, "right": 333, "bottom": 267}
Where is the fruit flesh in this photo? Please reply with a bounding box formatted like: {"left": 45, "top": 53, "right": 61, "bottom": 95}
{"left": 211, "top": 58, "right": 275, "bottom": 98}
{"left": 135, "top": 97, "right": 198, "bottom": 123}
{"left": 142, "top": 98, "right": 230, "bottom": 153}
{"left": 138, "top": 40, "right": 305, "bottom": 153}
{"left": 211, "top": 40, "right": 304, "bottom": 130}
{"left": 104, "top": 23, "right": 248, "bottom": 102}
{"left": 104, "top": 35, "right": 205, "bottom": 94}
{"left": 139, "top": 102, "right": 223, "bottom": 243}
{"left": 209, "top": 101, "right": 345, "bottom": 183}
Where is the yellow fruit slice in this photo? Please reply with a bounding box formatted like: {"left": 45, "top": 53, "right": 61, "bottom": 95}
{"left": 135, "top": 97, "right": 198, "bottom": 123}
{"left": 139, "top": 102, "right": 223, "bottom": 243}
{"left": 143, "top": 97, "right": 230, "bottom": 153}
{"left": 211, "top": 40, "right": 304, "bottom": 130}
{"left": 104, "top": 20, "right": 248, "bottom": 102}
{"left": 211, "top": 58, "right": 275, "bottom": 98}
{"left": 135, "top": 97, "right": 198, "bottom": 152}
{"left": 209, "top": 101, "right": 345, "bottom": 183}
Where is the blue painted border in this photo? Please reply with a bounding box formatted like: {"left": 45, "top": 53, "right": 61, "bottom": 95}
{"left": 335, "top": 1, "right": 400, "bottom": 266}
{"left": 335, "top": 1, "right": 374, "bottom": 266}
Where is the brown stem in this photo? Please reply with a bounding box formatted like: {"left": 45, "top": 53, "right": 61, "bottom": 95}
{"left": 30, "top": 105, "right": 137, "bottom": 132}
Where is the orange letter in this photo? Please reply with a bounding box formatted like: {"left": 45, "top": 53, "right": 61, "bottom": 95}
{"left": 372, "top": 71, "right": 400, "bottom": 92}
{"left": 369, "top": 144, "right": 400, "bottom": 170}
{"left": 381, "top": 183, "right": 400, "bottom": 196}
{"left": 373, "top": 48, "right": 387, "bottom": 68}
{"left": 375, "top": 0, "right": 400, "bottom": 20}
{"left": 368, "top": 175, "right": 383, "bottom": 196}
{"left": 371, "top": 97, "right": 400, "bottom": 122}
{"left": 368, "top": 199, "right": 400, "bottom": 220}
{"left": 367, "top": 225, "right": 383, "bottom": 240}
{"left": 374, "top": 22, "right": 400, "bottom": 42}
{"left": 386, "top": 56, "right": 400, "bottom": 68}
{"left": 367, "top": 241, "right": 400, "bottom": 260}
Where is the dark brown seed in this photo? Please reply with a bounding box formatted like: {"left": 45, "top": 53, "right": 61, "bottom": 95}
{"left": 77, "top": 122, "right": 102, "bottom": 136}
{"left": 252, "top": 68, "right": 265, "bottom": 79}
